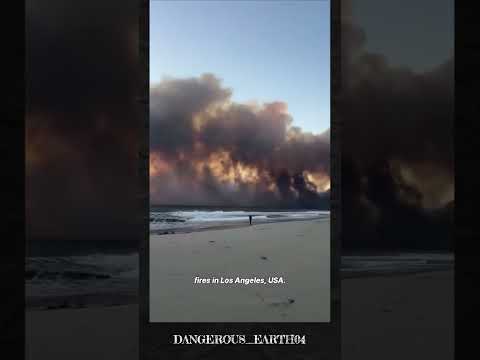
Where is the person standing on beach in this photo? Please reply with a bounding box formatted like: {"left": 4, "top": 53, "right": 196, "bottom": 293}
{"left": 249, "top": 215, "right": 252, "bottom": 225}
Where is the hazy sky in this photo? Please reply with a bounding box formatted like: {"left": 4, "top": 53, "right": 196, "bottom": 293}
{"left": 150, "top": 0, "right": 330, "bottom": 134}
{"left": 351, "top": 0, "right": 453, "bottom": 71}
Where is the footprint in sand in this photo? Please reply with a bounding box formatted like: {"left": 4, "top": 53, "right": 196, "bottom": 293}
{"left": 168, "top": 272, "right": 185, "bottom": 277}
{"left": 256, "top": 293, "right": 295, "bottom": 308}
{"left": 268, "top": 298, "right": 295, "bottom": 308}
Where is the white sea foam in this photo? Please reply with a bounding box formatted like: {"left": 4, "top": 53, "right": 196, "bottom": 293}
{"left": 149, "top": 209, "right": 329, "bottom": 232}
{"left": 342, "top": 253, "right": 454, "bottom": 275}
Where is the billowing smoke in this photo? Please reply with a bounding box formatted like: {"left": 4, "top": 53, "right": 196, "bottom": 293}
{"left": 26, "top": 0, "right": 453, "bottom": 251}
{"left": 150, "top": 74, "right": 330, "bottom": 208}
{"left": 26, "top": 0, "right": 142, "bottom": 241}
{"left": 340, "top": 0, "right": 454, "bottom": 250}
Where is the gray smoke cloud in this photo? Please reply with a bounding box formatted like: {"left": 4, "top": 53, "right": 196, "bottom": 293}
{"left": 150, "top": 74, "right": 330, "bottom": 208}
{"left": 340, "top": 0, "right": 454, "bottom": 249}
{"left": 26, "top": 0, "right": 453, "bottom": 250}
{"left": 26, "top": 0, "right": 142, "bottom": 240}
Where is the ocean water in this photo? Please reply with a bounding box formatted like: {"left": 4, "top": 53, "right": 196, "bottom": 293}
{"left": 27, "top": 207, "right": 328, "bottom": 308}
{"left": 26, "top": 208, "right": 454, "bottom": 309}
{"left": 150, "top": 206, "right": 329, "bottom": 233}
{"left": 26, "top": 253, "right": 139, "bottom": 308}
{"left": 341, "top": 253, "right": 454, "bottom": 278}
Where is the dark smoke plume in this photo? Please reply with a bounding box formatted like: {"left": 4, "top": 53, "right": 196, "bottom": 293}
{"left": 340, "top": 0, "right": 454, "bottom": 250}
{"left": 150, "top": 74, "right": 330, "bottom": 208}
{"left": 26, "top": 0, "right": 453, "bottom": 251}
{"left": 26, "top": 0, "right": 142, "bottom": 241}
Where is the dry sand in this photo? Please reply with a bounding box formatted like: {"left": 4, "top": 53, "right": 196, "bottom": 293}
{"left": 26, "top": 305, "right": 138, "bottom": 360}
{"left": 341, "top": 270, "right": 454, "bottom": 360}
{"left": 149, "top": 219, "right": 331, "bottom": 322}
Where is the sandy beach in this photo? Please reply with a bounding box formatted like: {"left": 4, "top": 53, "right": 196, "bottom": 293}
{"left": 149, "top": 219, "right": 331, "bottom": 322}
{"left": 26, "top": 270, "right": 453, "bottom": 360}
{"left": 341, "top": 270, "right": 454, "bottom": 360}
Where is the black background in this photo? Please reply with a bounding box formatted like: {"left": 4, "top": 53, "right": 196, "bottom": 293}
{"left": 2, "top": 0, "right": 466, "bottom": 359}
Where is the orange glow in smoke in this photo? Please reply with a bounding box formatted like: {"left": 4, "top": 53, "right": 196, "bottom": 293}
{"left": 150, "top": 153, "right": 171, "bottom": 177}
{"left": 305, "top": 171, "right": 330, "bottom": 192}
{"left": 150, "top": 149, "right": 331, "bottom": 196}
{"left": 194, "top": 151, "right": 263, "bottom": 186}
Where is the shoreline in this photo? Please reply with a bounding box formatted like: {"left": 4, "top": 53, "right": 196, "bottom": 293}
{"left": 150, "top": 215, "right": 329, "bottom": 236}
{"left": 149, "top": 219, "right": 330, "bottom": 322}
{"left": 26, "top": 291, "right": 139, "bottom": 311}
{"left": 341, "top": 266, "right": 454, "bottom": 279}
{"left": 26, "top": 216, "right": 453, "bottom": 312}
